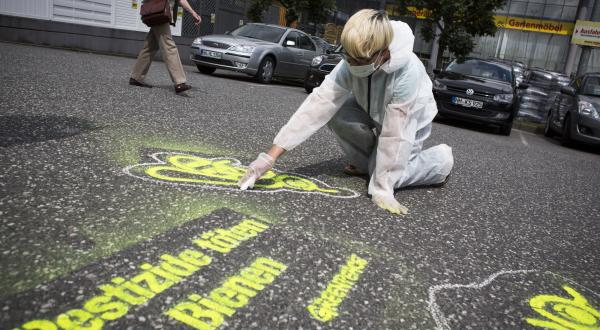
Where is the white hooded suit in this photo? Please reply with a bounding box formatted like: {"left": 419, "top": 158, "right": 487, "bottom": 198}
{"left": 273, "top": 21, "right": 454, "bottom": 200}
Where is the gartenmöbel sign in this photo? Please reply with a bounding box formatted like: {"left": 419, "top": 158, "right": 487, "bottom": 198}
{"left": 494, "top": 15, "right": 574, "bottom": 35}
{"left": 572, "top": 20, "right": 600, "bottom": 47}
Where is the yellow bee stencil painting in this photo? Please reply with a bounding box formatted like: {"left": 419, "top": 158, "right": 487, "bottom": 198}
{"left": 526, "top": 285, "right": 600, "bottom": 330}
{"left": 123, "top": 152, "right": 359, "bottom": 198}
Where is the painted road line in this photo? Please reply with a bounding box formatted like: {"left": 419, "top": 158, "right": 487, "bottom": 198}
{"left": 306, "top": 254, "right": 368, "bottom": 322}
{"left": 519, "top": 131, "right": 529, "bottom": 146}
{"left": 166, "top": 257, "right": 287, "bottom": 329}
{"left": 15, "top": 215, "right": 271, "bottom": 330}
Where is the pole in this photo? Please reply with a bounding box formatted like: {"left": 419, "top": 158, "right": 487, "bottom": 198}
{"left": 565, "top": 0, "right": 594, "bottom": 75}
{"left": 428, "top": 21, "right": 442, "bottom": 73}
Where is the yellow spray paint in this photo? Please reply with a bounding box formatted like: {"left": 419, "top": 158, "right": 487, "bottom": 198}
{"left": 124, "top": 152, "right": 359, "bottom": 198}
{"left": 525, "top": 285, "right": 600, "bottom": 330}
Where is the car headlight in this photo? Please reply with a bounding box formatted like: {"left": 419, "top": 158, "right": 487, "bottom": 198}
{"left": 312, "top": 56, "right": 324, "bottom": 67}
{"left": 432, "top": 79, "right": 446, "bottom": 90}
{"left": 228, "top": 45, "right": 256, "bottom": 53}
{"left": 579, "top": 101, "right": 600, "bottom": 120}
{"left": 192, "top": 37, "right": 202, "bottom": 46}
{"left": 493, "top": 93, "right": 514, "bottom": 103}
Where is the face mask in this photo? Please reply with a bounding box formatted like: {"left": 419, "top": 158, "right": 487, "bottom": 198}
{"left": 347, "top": 51, "right": 383, "bottom": 78}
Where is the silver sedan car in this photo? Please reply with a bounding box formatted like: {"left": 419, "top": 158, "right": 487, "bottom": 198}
{"left": 190, "top": 23, "right": 321, "bottom": 83}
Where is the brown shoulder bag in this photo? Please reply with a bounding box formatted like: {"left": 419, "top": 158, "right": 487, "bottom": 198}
{"left": 140, "top": 0, "right": 173, "bottom": 27}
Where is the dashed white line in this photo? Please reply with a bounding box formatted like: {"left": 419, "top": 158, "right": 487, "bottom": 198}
{"left": 519, "top": 131, "right": 529, "bottom": 146}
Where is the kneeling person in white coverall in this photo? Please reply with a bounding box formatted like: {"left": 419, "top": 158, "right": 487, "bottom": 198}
{"left": 237, "top": 9, "right": 454, "bottom": 215}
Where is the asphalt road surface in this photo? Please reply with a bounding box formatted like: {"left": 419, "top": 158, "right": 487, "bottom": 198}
{"left": 1, "top": 42, "right": 599, "bottom": 330}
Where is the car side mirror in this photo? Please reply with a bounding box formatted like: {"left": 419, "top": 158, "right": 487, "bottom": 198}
{"left": 518, "top": 82, "right": 529, "bottom": 89}
{"left": 225, "top": 31, "right": 230, "bottom": 35}
{"left": 325, "top": 49, "right": 332, "bottom": 54}
{"left": 433, "top": 68, "right": 441, "bottom": 75}
{"left": 561, "top": 86, "right": 576, "bottom": 96}
{"left": 285, "top": 40, "right": 296, "bottom": 47}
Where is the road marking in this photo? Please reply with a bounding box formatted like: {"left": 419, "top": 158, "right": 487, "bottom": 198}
{"left": 17, "top": 217, "right": 271, "bottom": 330}
{"left": 519, "top": 131, "right": 529, "bottom": 146}
{"left": 166, "top": 257, "right": 287, "bottom": 330}
{"left": 427, "top": 270, "right": 600, "bottom": 330}
{"left": 123, "top": 151, "right": 360, "bottom": 198}
{"left": 525, "top": 285, "right": 600, "bottom": 329}
{"left": 428, "top": 269, "right": 537, "bottom": 330}
{"left": 306, "top": 254, "right": 368, "bottom": 322}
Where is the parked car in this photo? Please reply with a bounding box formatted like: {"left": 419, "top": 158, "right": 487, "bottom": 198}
{"left": 310, "top": 36, "right": 336, "bottom": 53}
{"left": 544, "top": 72, "right": 600, "bottom": 146}
{"left": 516, "top": 69, "right": 570, "bottom": 123}
{"left": 488, "top": 58, "right": 527, "bottom": 87}
{"left": 190, "top": 23, "right": 321, "bottom": 83}
{"left": 304, "top": 44, "right": 343, "bottom": 93}
{"left": 432, "top": 58, "right": 526, "bottom": 135}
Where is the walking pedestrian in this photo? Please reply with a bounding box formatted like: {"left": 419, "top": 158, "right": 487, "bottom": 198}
{"left": 129, "top": 0, "right": 201, "bottom": 93}
{"left": 237, "top": 9, "right": 454, "bottom": 216}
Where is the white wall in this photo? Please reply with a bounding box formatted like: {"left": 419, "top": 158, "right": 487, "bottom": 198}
{"left": 52, "top": 0, "right": 113, "bottom": 26}
{"left": 0, "top": 0, "right": 182, "bottom": 36}
{"left": 0, "top": 0, "right": 49, "bottom": 19}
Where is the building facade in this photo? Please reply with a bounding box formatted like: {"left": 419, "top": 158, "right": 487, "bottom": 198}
{"left": 0, "top": 0, "right": 597, "bottom": 74}
{"left": 385, "top": 0, "right": 599, "bottom": 75}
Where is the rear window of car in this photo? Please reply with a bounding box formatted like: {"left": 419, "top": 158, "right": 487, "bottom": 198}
{"left": 231, "top": 24, "right": 286, "bottom": 43}
{"left": 446, "top": 60, "right": 513, "bottom": 83}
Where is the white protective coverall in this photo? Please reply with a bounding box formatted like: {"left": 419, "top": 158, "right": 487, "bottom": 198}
{"left": 273, "top": 21, "right": 454, "bottom": 201}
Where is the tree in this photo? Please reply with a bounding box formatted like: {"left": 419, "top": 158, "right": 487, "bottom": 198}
{"left": 248, "top": 0, "right": 335, "bottom": 27}
{"left": 394, "top": 0, "right": 506, "bottom": 68}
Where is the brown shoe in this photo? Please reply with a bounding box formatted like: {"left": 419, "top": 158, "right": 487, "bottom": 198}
{"left": 175, "top": 83, "right": 192, "bottom": 93}
{"left": 129, "top": 78, "right": 152, "bottom": 88}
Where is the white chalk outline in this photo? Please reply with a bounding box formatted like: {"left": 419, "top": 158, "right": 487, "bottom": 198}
{"left": 123, "top": 151, "right": 360, "bottom": 199}
{"left": 427, "top": 270, "right": 600, "bottom": 330}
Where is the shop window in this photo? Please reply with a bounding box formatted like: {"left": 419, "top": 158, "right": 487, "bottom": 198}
{"left": 543, "top": 5, "right": 563, "bottom": 20}
{"left": 561, "top": 5, "right": 577, "bottom": 21}
{"left": 509, "top": 1, "right": 527, "bottom": 15}
{"left": 526, "top": 3, "right": 544, "bottom": 16}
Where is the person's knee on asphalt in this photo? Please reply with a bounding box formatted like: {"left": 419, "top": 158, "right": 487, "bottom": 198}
{"left": 238, "top": 9, "right": 454, "bottom": 216}
{"left": 129, "top": 0, "right": 201, "bottom": 94}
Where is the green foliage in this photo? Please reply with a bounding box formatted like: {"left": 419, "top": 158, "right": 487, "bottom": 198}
{"left": 248, "top": 0, "right": 335, "bottom": 27}
{"left": 395, "top": 0, "right": 506, "bottom": 63}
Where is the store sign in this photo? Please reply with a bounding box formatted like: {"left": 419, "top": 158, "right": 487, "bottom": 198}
{"left": 572, "top": 20, "right": 600, "bottom": 47}
{"left": 494, "top": 15, "right": 574, "bottom": 35}
{"left": 406, "top": 6, "right": 432, "bottom": 19}
{"left": 385, "top": 5, "right": 432, "bottom": 19}
{"left": 384, "top": 6, "right": 574, "bottom": 37}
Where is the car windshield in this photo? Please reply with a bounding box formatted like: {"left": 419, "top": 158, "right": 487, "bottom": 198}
{"left": 230, "top": 24, "right": 286, "bottom": 43}
{"left": 582, "top": 77, "right": 600, "bottom": 97}
{"left": 446, "top": 60, "right": 513, "bottom": 83}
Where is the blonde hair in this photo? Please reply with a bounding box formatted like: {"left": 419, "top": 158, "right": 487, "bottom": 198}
{"left": 341, "top": 9, "right": 393, "bottom": 60}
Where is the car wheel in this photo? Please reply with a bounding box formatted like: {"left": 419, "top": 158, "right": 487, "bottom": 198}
{"left": 560, "top": 114, "right": 573, "bottom": 147}
{"left": 499, "top": 122, "right": 512, "bottom": 136}
{"left": 256, "top": 57, "right": 275, "bottom": 84}
{"left": 543, "top": 110, "right": 555, "bottom": 137}
{"left": 196, "top": 65, "right": 216, "bottom": 75}
{"left": 304, "top": 73, "right": 314, "bottom": 93}
{"left": 304, "top": 83, "right": 314, "bottom": 94}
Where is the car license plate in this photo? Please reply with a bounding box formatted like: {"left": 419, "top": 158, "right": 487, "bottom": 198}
{"left": 201, "top": 50, "right": 222, "bottom": 59}
{"left": 452, "top": 96, "right": 483, "bottom": 109}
